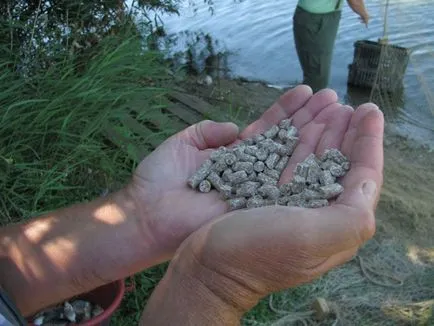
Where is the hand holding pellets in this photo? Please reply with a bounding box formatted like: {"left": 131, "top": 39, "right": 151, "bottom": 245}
{"left": 187, "top": 118, "right": 350, "bottom": 210}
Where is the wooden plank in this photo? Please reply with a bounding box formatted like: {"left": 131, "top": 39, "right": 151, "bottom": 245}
{"left": 103, "top": 125, "right": 146, "bottom": 162}
{"left": 127, "top": 100, "right": 188, "bottom": 133}
{"left": 120, "top": 115, "right": 163, "bottom": 148}
{"left": 165, "top": 103, "right": 202, "bottom": 125}
{"left": 168, "top": 91, "right": 214, "bottom": 117}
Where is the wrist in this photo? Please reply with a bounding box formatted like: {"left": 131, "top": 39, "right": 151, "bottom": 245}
{"left": 141, "top": 243, "right": 250, "bottom": 326}
{"left": 175, "top": 231, "right": 263, "bottom": 315}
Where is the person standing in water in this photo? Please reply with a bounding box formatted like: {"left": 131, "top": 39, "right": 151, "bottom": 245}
{"left": 293, "top": 0, "right": 370, "bottom": 92}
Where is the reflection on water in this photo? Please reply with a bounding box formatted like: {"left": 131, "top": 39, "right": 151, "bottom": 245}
{"left": 162, "top": 0, "right": 434, "bottom": 146}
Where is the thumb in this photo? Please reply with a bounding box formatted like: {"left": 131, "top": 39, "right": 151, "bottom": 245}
{"left": 175, "top": 120, "right": 239, "bottom": 150}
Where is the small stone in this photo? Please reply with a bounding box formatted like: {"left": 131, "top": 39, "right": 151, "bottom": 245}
{"left": 319, "top": 183, "right": 344, "bottom": 199}
{"left": 319, "top": 170, "right": 335, "bottom": 186}
{"left": 253, "top": 161, "right": 265, "bottom": 172}
{"left": 265, "top": 153, "right": 280, "bottom": 169}
{"left": 305, "top": 199, "right": 329, "bottom": 208}
{"left": 223, "top": 153, "right": 237, "bottom": 166}
{"left": 227, "top": 170, "right": 249, "bottom": 185}
{"left": 187, "top": 159, "right": 213, "bottom": 189}
{"left": 92, "top": 305, "right": 104, "bottom": 318}
{"left": 246, "top": 195, "right": 265, "bottom": 209}
{"left": 227, "top": 197, "right": 247, "bottom": 210}
{"left": 278, "top": 118, "right": 293, "bottom": 130}
{"left": 236, "top": 181, "right": 261, "bottom": 197}
{"left": 64, "top": 302, "right": 76, "bottom": 323}
{"left": 264, "top": 167, "right": 281, "bottom": 180}
{"left": 275, "top": 156, "right": 289, "bottom": 172}
{"left": 199, "top": 180, "right": 212, "bottom": 193}
{"left": 257, "top": 173, "right": 278, "bottom": 185}
{"left": 258, "top": 185, "right": 281, "bottom": 200}
{"left": 263, "top": 125, "right": 280, "bottom": 139}
{"left": 233, "top": 161, "right": 254, "bottom": 174}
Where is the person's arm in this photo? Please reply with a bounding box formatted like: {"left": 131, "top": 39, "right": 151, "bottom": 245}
{"left": 0, "top": 189, "right": 162, "bottom": 317}
{"left": 347, "top": 0, "right": 369, "bottom": 25}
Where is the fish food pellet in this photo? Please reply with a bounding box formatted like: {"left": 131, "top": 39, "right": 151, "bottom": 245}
{"left": 228, "top": 197, "right": 247, "bottom": 210}
{"left": 233, "top": 161, "right": 254, "bottom": 174}
{"left": 187, "top": 159, "right": 213, "bottom": 189}
{"left": 199, "top": 180, "right": 212, "bottom": 193}
{"left": 187, "top": 118, "right": 350, "bottom": 210}
{"left": 254, "top": 161, "right": 265, "bottom": 172}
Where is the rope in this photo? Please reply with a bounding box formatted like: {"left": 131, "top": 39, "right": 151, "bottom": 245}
{"left": 382, "top": 0, "right": 390, "bottom": 42}
{"left": 357, "top": 255, "right": 404, "bottom": 288}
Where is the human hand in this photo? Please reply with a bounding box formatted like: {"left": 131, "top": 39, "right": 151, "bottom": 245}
{"left": 171, "top": 98, "right": 384, "bottom": 312}
{"left": 125, "top": 86, "right": 340, "bottom": 260}
{"left": 359, "top": 12, "right": 370, "bottom": 26}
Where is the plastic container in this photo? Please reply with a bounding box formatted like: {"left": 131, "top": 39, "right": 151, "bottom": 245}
{"left": 29, "top": 279, "right": 126, "bottom": 326}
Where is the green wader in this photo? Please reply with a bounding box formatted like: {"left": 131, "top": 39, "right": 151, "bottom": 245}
{"left": 293, "top": 6, "right": 342, "bottom": 92}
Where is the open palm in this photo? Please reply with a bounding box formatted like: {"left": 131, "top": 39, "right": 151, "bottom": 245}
{"left": 128, "top": 85, "right": 383, "bottom": 260}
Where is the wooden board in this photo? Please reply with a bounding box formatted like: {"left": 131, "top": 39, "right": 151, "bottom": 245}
{"left": 165, "top": 103, "right": 203, "bottom": 125}
{"left": 168, "top": 90, "right": 214, "bottom": 117}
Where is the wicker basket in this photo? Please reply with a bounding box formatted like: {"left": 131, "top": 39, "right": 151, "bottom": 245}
{"left": 347, "top": 40, "right": 410, "bottom": 92}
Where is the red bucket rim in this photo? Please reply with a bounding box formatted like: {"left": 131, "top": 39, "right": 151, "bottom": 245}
{"left": 79, "top": 279, "right": 125, "bottom": 326}
{"left": 28, "top": 279, "right": 125, "bottom": 326}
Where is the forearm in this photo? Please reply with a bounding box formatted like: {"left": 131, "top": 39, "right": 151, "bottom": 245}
{"left": 347, "top": 0, "right": 368, "bottom": 17}
{"left": 0, "top": 189, "right": 161, "bottom": 317}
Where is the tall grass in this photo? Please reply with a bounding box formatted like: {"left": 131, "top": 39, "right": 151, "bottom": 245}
{"left": 0, "top": 32, "right": 173, "bottom": 224}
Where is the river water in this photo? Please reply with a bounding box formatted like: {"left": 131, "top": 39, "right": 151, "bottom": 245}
{"left": 162, "top": 0, "right": 434, "bottom": 147}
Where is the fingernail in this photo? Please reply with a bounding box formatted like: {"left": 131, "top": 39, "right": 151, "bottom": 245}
{"left": 362, "top": 180, "right": 377, "bottom": 200}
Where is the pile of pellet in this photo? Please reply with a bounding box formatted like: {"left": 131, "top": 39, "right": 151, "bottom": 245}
{"left": 33, "top": 300, "right": 104, "bottom": 326}
{"left": 187, "top": 118, "right": 350, "bottom": 210}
